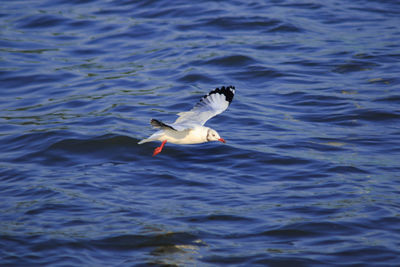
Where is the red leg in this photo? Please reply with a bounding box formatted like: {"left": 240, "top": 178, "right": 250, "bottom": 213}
{"left": 153, "top": 140, "right": 167, "bottom": 156}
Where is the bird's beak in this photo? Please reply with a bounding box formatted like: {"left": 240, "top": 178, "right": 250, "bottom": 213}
{"left": 218, "top": 138, "right": 226, "bottom": 143}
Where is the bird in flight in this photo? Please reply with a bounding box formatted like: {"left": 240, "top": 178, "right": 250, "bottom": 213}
{"left": 138, "top": 85, "right": 236, "bottom": 156}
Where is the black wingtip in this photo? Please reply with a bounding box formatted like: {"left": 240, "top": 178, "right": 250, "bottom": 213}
{"left": 206, "top": 85, "right": 236, "bottom": 104}
{"left": 150, "top": 119, "right": 176, "bottom": 131}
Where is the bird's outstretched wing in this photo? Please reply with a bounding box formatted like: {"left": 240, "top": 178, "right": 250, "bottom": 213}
{"left": 150, "top": 119, "right": 177, "bottom": 131}
{"left": 173, "top": 86, "right": 235, "bottom": 129}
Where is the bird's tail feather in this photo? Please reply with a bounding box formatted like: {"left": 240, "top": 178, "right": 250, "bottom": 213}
{"left": 138, "top": 119, "right": 173, "bottom": 144}
{"left": 138, "top": 130, "right": 161, "bottom": 144}
{"left": 138, "top": 138, "right": 149, "bottom": 144}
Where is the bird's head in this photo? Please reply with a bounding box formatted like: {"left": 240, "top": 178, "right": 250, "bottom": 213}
{"left": 206, "top": 128, "right": 226, "bottom": 143}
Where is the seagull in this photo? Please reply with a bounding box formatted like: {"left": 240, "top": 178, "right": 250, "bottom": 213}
{"left": 138, "top": 85, "right": 236, "bottom": 156}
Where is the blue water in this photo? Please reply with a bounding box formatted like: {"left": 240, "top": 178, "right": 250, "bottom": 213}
{"left": 1, "top": 0, "right": 400, "bottom": 266}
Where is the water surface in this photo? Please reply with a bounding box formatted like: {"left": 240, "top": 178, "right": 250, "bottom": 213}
{"left": 1, "top": 0, "right": 400, "bottom": 266}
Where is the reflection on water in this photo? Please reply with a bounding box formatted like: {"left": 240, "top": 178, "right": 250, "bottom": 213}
{"left": 149, "top": 238, "right": 203, "bottom": 266}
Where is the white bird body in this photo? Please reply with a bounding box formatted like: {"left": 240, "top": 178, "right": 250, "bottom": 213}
{"left": 138, "top": 125, "right": 209, "bottom": 145}
{"left": 138, "top": 85, "right": 235, "bottom": 156}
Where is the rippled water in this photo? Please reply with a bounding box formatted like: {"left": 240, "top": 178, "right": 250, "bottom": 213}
{"left": 1, "top": 0, "right": 400, "bottom": 266}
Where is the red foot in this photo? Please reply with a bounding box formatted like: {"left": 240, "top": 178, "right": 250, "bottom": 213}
{"left": 153, "top": 140, "right": 167, "bottom": 156}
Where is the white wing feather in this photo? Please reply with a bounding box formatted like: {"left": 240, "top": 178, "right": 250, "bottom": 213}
{"left": 172, "top": 86, "right": 235, "bottom": 130}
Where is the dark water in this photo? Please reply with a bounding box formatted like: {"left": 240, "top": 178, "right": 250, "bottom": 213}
{"left": 1, "top": 0, "right": 400, "bottom": 266}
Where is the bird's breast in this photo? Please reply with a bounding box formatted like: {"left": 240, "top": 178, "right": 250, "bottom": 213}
{"left": 165, "top": 127, "right": 207, "bottom": 144}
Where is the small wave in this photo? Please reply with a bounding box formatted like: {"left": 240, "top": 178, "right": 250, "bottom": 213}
{"left": 16, "top": 14, "right": 68, "bottom": 29}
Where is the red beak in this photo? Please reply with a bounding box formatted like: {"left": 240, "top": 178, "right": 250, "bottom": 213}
{"left": 218, "top": 138, "right": 226, "bottom": 143}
